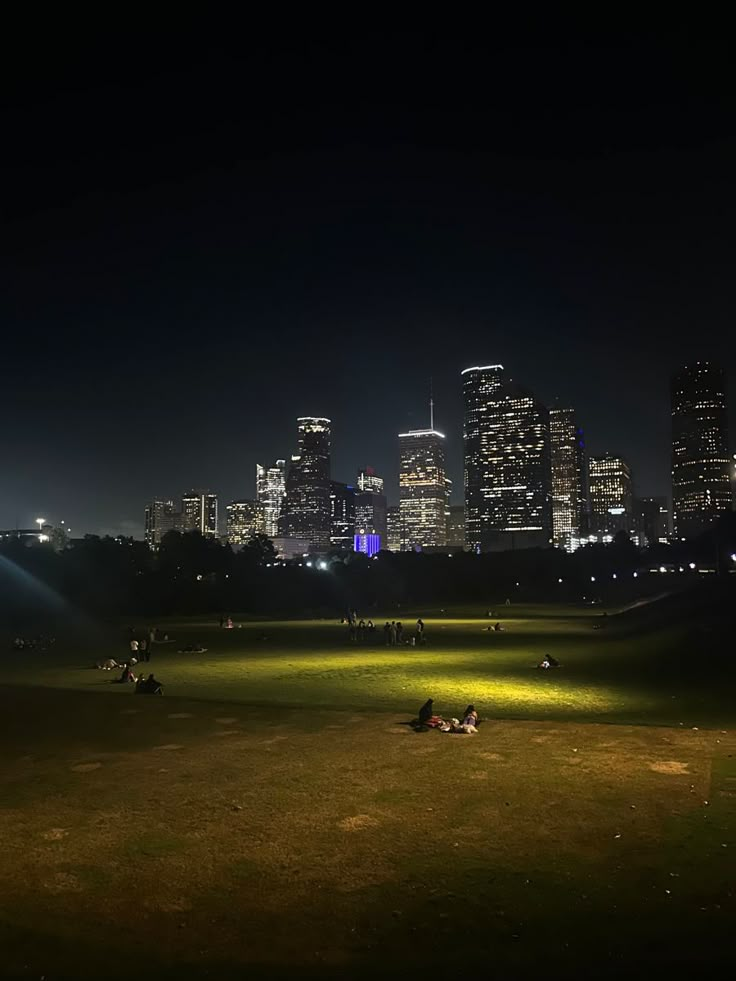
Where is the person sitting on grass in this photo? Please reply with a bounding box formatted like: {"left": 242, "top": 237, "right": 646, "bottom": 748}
{"left": 462, "top": 704, "right": 479, "bottom": 727}
{"left": 537, "top": 654, "right": 560, "bottom": 670}
{"left": 119, "top": 663, "right": 137, "bottom": 684}
{"left": 136, "top": 673, "right": 163, "bottom": 695}
{"left": 493, "top": 621, "right": 504, "bottom": 631}
{"left": 418, "top": 698, "right": 434, "bottom": 725}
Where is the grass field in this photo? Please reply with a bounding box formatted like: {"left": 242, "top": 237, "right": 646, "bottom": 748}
{"left": 1, "top": 597, "right": 735, "bottom": 977}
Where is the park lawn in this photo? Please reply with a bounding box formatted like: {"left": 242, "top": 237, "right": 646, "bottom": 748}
{"left": 0, "top": 684, "right": 734, "bottom": 979}
{"left": 2, "top": 606, "right": 734, "bottom": 728}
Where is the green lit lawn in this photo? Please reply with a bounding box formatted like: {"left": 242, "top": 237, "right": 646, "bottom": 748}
{"left": 3, "top": 606, "right": 733, "bottom": 728}
{"left": 1, "top": 603, "right": 734, "bottom": 977}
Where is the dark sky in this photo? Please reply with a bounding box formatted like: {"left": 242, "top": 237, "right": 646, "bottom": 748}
{"left": 2, "top": 23, "right": 734, "bottom": 536}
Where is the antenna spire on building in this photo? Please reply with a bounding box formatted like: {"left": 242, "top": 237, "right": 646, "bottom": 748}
{"left": 430, "top": 377, "right": 434, "bottom": 431}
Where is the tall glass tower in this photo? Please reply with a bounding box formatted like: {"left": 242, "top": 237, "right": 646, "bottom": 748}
{"left": 180, "top": 490, "right": 218, "bottom": 538}
{"left": 588, "top": 455, "right": 632, "bottom": 535}
{"left": 461, "top": 364, "right": 505, "bottom": 550}
{"left": 256, "top": 460, "right": 286, "bottom": 538}
{"left": 462, "top": 373, "right": 551, "bottom": 551}
{"left": 671, "top": 362, "right": 731, "bottom": 539}
{"left": 278, "top": 417, "right": 332, "bottom": 550}
{"left": 549, "top": 407, "right": 589, "bottom": 549}
{"left": 398, "top": 429, "right": 448, "bottom": 549}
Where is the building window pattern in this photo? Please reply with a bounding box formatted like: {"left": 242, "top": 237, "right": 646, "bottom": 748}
{"left": 144, "top": 499, "right": 176, "bottom": 549}
{"left": 226, "top": 499, "right": 266, "bottom": 546}
{"left": 330, "top": 481, "right": 356, "bottom": 548}
{"left": 549, "top": 408, "right": 588, "bottom": 550}
{"left": 398, "top": 429, "right": 448, "bottom": 549}
{"left": 354, "top": 467, "right": 387, "bottom": 541}
{"left": 278, "top": 417, "right": 332, "bottom": 551}
{"left": 588, "top": 456, "right": 632, "bottom": 534}
{"left": 462, "top": 365, "right": 505, "bottom": 550}
{"left": 256, "top": 460, "right": 286, "bottom": 538}
{"left": 465, "top": 379, "right": 551, "bottom": 549}
{"left": 180, "top": 490, "right": 218, "bottom": 537}
{"left": 671, "top": 362, "right": 731, "bottom": 539}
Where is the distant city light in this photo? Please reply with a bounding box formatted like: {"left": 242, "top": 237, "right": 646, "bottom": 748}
{"left": 633, "top": 572, "right": 638, "bottom": 578}
{"left": 659, "top": 566, "right": 666, "bottom": 573}
{"left": 590, "top": 576, "right": 596, "bottom": 582}
{"left": 558, "top": 578, "right": 563, "bottom": 583}
{"left": 689, "top": 562, "right": 696, "bottom": 569}
{"left": 306, "top": 561, "right": 312, "bottom": 568}
{"left": 319, "top": 560, "right": 328, "bottom": 570}
{"left": 612, "top": 573, "right": 617, "bottom": 579}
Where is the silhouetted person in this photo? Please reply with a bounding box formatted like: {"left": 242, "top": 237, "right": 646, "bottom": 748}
{"left": 418, "top": 699, "right": 433, "bottom": 725}
{"left": 396, "top": 622, "right": 404, "bottom": 645}
{"left": 384, "top": 622, "right": 391, "bottom": 645}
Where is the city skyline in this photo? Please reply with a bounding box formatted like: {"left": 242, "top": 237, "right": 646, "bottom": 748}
{"left": 22, "top": 357, "right": 736, "bottom": 543}
{"left": 4, "top": 31, "right": 736, "bottom": 539}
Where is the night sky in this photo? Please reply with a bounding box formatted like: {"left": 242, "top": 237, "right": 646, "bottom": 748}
{"left": 2, "top": 24, "right": 734, "bottom": 537}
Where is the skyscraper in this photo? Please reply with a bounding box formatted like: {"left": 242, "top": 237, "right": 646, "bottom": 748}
{"left": 329, "top": 481, "right": 355, "bottom": 548}
{"left": 256, "top": 460, "right": 286, "bottom": 538}
{"left": 386, "top": 505, "right": 401, "bottom": 552}
{"left": 354, "top": 467, "right": 387, "bottom": 544}
{"left": 144, "top": 499, "right": 176, "bottom": 549}
{"left": 446, "top": 504, "right": 466, "bottom": 549}
{"left": 549, "top": 407, "right": 589, "bottom": 550}
{"left": 462, "top": 375, "right": 551, "bottom": 551}
{"left": 462, "top": 364, "right": 505, "bottom": 550}
{"left": 278, "top": 417, "right": 331, "bottom": 551}
{"left": 226, "top": 499, "right": 266, "bottom": 546}
{"left": 398, "top": 428, "right": 448, "bottom": 550}
{"left": 633, "top": 496, "right": 670, "bottom": 547}
{"left": 180, "top": 490, "right": 218, "bottom": 537}
{"left": 588, "top": 456, "right": 633, "bottom": 534}
{"left": 671, "top": 362, "right": 732, "bottom": 539}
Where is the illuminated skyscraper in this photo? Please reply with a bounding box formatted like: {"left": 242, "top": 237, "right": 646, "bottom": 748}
{"left": 398, "top": 428, "right": 448, "bottom": 550}
{"left": 549, "top": 407, "right": 589, "bottom": 550}
{"left": 226, "top": 499, "right": 266, "bottom": 546}
{"left": 461, "top": 364, "right": 505, "bottom": 550}
{"left": 671, "top": 362, "right": 732, "bottom": 539}
{"left": 446, "top": 504, "right": 466, "bottom": 549}
{"left": 256, "top": 460, "right": 286, "bottom": 537}
{"left": 278, "top": 417, "right": 331, "bottom": 550}
{"left": 354, "top": 467, "right": 387, "bottom": 544}
{"left": 463, "top": 375, "right": 551, "bottom": 550}
{"left": 386, "top": 505, "right": 401, "bottom": 552}
{"left": 330, "top": 481, "right": 355, "bottom": 548}
{"left": 588, "top": 455, "right": 632, "bottom": 534}
{"left": 357, "top": 467, "right": 384, "bottom": 494}
{"left": 144, "top": 499, "right": 176, "bottom": 549}
{"left": 181, "top": 490, "right": 218, "bottom": 537}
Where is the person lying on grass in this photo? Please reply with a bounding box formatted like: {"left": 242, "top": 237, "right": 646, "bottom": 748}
{"left": 537, "top": 654, "right": 561, "bottom": 669}
{"left": 178, "top": 645, "right": 208, "bottom": 654}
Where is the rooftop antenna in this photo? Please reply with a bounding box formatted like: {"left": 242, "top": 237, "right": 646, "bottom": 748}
{"left": 430, "top": 377, "right": 434, "bottom": 431}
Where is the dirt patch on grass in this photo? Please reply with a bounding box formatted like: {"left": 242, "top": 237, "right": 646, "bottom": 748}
{"left": 215, "top": 717, "right": 238, "bottom": 724}
{"left": 338, "top": 814, "right": 380, "bottom": 831}
{"left": 70, "top": 762, "right": 102, "bottom": 772}
{"left": 44, "top": 871, "right": 82, "bottom": 893}
{"left": 41, "top": 828, "right": 69, "bottom": 841}
{"left": 649, "top": 761, "right": 690, "bottom": 775}
{"left": 167, "top": 713, "right": 194, "bottom": 719}
{"left": 153, "top": 744, "right": 184, "bottom": 751}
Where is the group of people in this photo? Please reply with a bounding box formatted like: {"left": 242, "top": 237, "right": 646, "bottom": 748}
{"left": 127, "top": 625, "right": 163, "bottom": 664}
{"left": 384, "top": 619, "right": 425, "bottom": 647}
{"left": 347, "top": 618, "right": 375, "bottom": 642}
{"left": 416, "top": 698, "right": 479, "bottom": 734}
{"left": 12, "top": 634, "right": 55, "bottom": 652}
